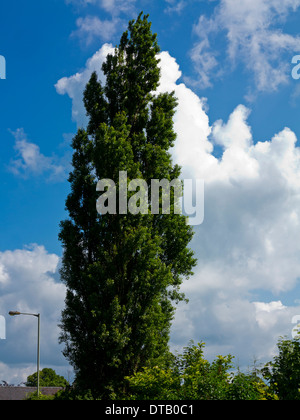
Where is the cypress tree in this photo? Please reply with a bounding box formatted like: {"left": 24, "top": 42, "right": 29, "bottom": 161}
{"left": 58, "top": 12, "right": 196, "bottom": 398}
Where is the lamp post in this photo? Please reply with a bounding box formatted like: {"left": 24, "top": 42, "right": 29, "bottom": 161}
{"left": 9, "top": 311, "right": 40, "bottom": 396}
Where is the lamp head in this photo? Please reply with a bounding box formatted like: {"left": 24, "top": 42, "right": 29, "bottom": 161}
{"left": 9, "top": 311, "right": 21, "bottom": 316}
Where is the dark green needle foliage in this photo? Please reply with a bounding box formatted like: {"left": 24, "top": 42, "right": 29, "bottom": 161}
{"left": 58, "top": 12, "right": 196, "bottom": 399}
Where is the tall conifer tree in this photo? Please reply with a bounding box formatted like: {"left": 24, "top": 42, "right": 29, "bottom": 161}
{"left": 59, "top": 12, "right": 196, "bottom": 398}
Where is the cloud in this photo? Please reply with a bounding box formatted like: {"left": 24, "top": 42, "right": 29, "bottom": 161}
{"left": 164, "top": 0, "right": 187, "bottom": 14}
{"left": 66, "top": 0, "right": 137, "bottom": 16}
{"left": 54, "top": 46, "right": 300, "bottom": 368}
{"left": 55, "top": 43, "right": 114, "bottom": 127}
{"left": 0, "top": 244, "right": 67, "bottom": 383}
{"left": 72, "top": 16, "right": 122, "bottom": 45}
{"left": 9, "top": 129, "right": 70, "bottom": 182}
{"left": 97, "top": 0, "right": 136, "bottom": 15}
{"left": 158, "top": 50, "right": 300, "bottom": 365}
{"left": 191, "top": 0, "right": 300, "bottom": 91}
{"left": 66, "top": 0, "right": 137, "bottom": 45}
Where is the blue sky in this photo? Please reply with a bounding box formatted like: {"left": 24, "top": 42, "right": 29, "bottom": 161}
{"left": 2, "top": 0, "right": 300, "bottom": 383}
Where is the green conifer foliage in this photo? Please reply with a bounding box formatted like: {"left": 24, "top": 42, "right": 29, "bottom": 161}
{"left": 58, "top": 13, "right": 196, "bottom": 398}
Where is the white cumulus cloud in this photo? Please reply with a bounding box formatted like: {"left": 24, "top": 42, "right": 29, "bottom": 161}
{"left": 55, "top": 43, "right": 114, "bottom": 127}
{"left": 54, "top": 45, "right": 300, "bottom": 368}
{"left": 0, "top": 245, "right": 67, "bottom": 383}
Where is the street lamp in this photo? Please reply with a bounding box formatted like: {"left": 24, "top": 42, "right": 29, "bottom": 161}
{"left": 9, "top": 311, "right": 40, "bottom": 396}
